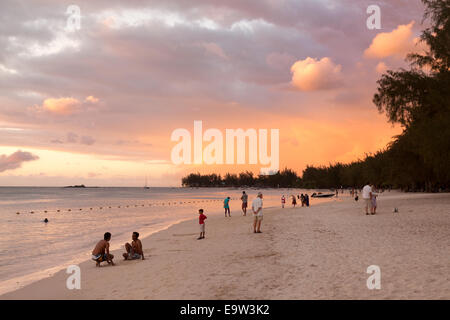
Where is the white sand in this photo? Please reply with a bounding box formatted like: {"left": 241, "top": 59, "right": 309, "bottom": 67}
{"left": 2, "top": 192, "right": 449, "bottom": 300}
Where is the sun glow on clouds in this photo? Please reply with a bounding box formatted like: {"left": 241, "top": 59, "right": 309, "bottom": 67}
{"left": 0, "top": 146, "right": 178, "bottom": 186}
{"left": 32, "top": 96, "right": 99, "bottom": 116}
{"left": 364, "top": 21, "right": 426, "bottom": 59}
{"left": 290, "top": 57, "right": 343, "bottom": 91}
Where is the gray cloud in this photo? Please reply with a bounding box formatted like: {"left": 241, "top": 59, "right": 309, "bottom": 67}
{"left": 80, "top": 135, "right": 95, "bottom": 145}
{"left": 0, "top": 150, "right": 39, "bottom": 172}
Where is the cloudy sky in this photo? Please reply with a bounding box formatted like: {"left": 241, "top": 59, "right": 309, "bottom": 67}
{"left": 0, "top": 0, "right": 427, "bottom": 186}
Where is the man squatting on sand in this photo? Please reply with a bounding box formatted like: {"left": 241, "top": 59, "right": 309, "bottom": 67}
{"left": 92, "top": 232, "right": 115, "bottom": 267}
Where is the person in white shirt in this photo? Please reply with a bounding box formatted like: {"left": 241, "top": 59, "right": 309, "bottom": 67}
{"left": 362, "top": 184, "right": 373, "bottom": 215}
{"left": 252, "top": 192, "right": 263, "bottom": 233}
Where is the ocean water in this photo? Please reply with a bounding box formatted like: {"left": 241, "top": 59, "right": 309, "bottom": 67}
{"left": 0, "top": 187, "right": 332, "bottom": 294}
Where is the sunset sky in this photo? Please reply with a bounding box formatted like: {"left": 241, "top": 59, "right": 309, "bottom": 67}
{"left": 0, "top": 0, "right": 428, "bottom": 186}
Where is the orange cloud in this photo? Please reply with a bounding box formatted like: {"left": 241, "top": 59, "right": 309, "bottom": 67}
{"left": 85, "top": 95, "right": 99, "bottom": 103}
{"left": 33, "top": 96, "right": 99, "bottom": 115}
{"left": 42, "top": 97, "right": 81, "bottom": 115}
{"left": 364, "top": 21, "right": 426, "bottom": 59}
{"left": 290, "top": 57, "right": 342, "bottom": 91}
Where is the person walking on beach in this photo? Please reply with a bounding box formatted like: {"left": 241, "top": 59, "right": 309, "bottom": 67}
{"left": 92, "top": 232, "right": 115, "bottom": 267}
{"left": 252, "top": 192, "right": 263, "bottom": 233}
{"left": 305, "top": 194, "right": 310, "bottom": 207}
{"left": 224, "top": 197, "right": 231, "bottom": 217}
{"left": 281, "top": 195, "right": 286, "bottom": 208}
{"left": 292, "top": 195, "right": 297, "bottom": 207}
{"left": 197, "top": 209, "right": 207, "bottom": 240}
{"left": 362, "top": 183, "right": 373, "bottom": 215}
{"left": 240, "top": 191, "right": 248, "bottom": 216}
{"left": 123, "top": 232, "right": 145, "bottom": 260}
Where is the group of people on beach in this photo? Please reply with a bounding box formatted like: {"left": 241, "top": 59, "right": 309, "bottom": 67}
{"left": 220, "top": 191, "right": 264, "bottom": 233}
{"left": 91, "top": 185, "right": 377, "bottom": 267}
{"left": 199, "top": 191, "right": 265, "bottom": 241}
{"left": 92, "top": 191, "right": 265, "bottom": 266}
{"left": 285, "top": 194, "right": 310, "bottom": 208}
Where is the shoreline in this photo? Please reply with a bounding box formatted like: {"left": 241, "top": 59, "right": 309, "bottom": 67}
{"left": 2, "top": 192, "right": 449, "bottom": 300}
{"left": 0, "top": 216, "right": 194, "bottom": 296}
{"left": 0, "top": 199, "right": 282, "bottom": 296}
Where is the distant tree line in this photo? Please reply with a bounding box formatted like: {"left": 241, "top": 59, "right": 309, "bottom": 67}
{"left": 181, "top": 169, "right": 302, "bottom": 188}
{"left": 182, "top": 0, "right": 450, "bottom": 192}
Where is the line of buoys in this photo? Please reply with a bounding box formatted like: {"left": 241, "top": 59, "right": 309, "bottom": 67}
{"left": 15, "top": 196, "right": 230, "bottom": 215}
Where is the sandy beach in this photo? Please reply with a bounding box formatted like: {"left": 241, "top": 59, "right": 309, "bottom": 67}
{"left": 2, "top": 191, "right": 449, "bottom": 300}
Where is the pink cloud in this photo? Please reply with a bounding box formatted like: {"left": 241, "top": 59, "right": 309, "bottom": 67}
{"left": 290, "top": 57, "right": 342, "bottom": 91}
{"left": 201, "top": 42, "right": 229, "bottom": 60}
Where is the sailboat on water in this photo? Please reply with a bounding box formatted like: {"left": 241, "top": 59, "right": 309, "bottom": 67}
{"left": 144, "top": 177, "right": 150, "bottom": 189}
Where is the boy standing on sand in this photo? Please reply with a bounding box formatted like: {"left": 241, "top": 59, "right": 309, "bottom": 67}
{"left": 240, "top": 191, "right": 248, "bottom": 216}
{"left": 92, "top": 232, "right": 115, "bottom": 267}
{"left": 252, "top": 192, "right": 263, "bottom": 233}
{"left": 198, "top": 209, "right": 207, "bottom": 240}
{"left": 281, "top": 195, "right": 286, "bottom": 208}
{"left": 123, "top": 232, "right": 145, "bottom": 260}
